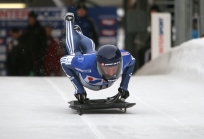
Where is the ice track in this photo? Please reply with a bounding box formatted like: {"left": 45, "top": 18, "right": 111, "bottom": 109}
{"left": 0, "top": 38, "right": 204, "bottom": 139}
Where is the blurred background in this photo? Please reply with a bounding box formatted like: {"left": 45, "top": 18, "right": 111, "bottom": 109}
{"left": 0, "top": 0, "right": 203, "bottom": 76}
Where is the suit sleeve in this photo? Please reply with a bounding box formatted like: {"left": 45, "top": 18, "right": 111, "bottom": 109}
{"left": 120, "top": 51, "right": 136, "bottom": 91}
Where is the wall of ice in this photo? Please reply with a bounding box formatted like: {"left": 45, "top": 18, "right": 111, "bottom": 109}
{"left": 136, "top": 38, "right": 204, "bottom": 78}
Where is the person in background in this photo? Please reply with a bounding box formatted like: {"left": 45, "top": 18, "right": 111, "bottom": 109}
{"left": 192, "top": 19, "right": 199, "bottom": 38}
{"left": 22, "top": 11, "right": 47, "bottom": 76}
{"left": 7, "top": 28, "right": 21, "bottom": 52}
{"left": 75, "top": 3, "right": 99, "bottom": 49}
{"left": 43, "top": 25, "right": 64, "bottom": 76}
{"left": 7, "top": 28, "right": 30, "bottom": 76}
{"left": 138, "top": 5, "right": 160, "bottom": 68}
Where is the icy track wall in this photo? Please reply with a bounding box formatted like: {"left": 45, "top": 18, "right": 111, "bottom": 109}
{"left": 136, "top": 38, "right": 204, "bottom": 78}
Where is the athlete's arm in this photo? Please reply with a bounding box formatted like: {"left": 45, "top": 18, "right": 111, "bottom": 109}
{"left": 119, "top": 51, "right": 136, "bottom": 92}
{"left": 60, "top": 55, "right": 85, "bottom": 94}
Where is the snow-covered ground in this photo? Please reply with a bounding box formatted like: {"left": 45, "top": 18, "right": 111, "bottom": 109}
{"left": 0, "top": 38, "right": 204, "bottom": 139}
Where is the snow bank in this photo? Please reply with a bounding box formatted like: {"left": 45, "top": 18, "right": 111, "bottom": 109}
{"left": 136, "top": 38, "right": 204, "bottom": 78}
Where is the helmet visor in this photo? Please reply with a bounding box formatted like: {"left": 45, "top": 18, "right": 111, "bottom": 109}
{"left": 102, "top": 65, "right": 119, "bottom": 77}
{"left": 97, "top": 61, "right": 122, "bottom": 81}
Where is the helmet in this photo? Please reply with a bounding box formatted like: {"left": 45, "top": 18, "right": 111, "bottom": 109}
{"left": 96, "top": 45, "right": 122, "bottom": 81}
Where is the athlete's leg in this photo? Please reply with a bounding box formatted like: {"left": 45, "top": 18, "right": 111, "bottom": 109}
{"left": 64, "top": 13, "right": 81, "bottom": 55}
{"left": 77, "top": 33, "right": 96, "bottom": 54}
{"left": 64, "top": 13, "right": 95, "bottom": 55}
{"left": 74, "top": 22, "right": 96, "bottom": 53}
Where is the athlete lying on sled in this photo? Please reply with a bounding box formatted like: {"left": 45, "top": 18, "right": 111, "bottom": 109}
{"left": 60, "top": 13, "right": 135, "bottom": 104}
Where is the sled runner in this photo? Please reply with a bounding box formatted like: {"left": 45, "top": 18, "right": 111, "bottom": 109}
{"left": 68, "top": 94, "right": 136, "bottom": 115}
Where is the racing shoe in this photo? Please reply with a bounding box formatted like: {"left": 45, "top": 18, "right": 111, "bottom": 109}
{"left": 118, "top": 87, "right": 129, "bottom": 101}
{"left": 64, "top": 12, "right": 74, "bottom": 22}
{"left": 75, "top": 92, "right": 87, "bottom": 104}
{"left": 74, "top": 25, "right": 83, "bottom": 34}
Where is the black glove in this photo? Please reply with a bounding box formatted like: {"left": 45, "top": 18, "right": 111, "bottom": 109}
{"left": 75, "top": 92, "right": 87, "bottom": 104}
{"left": 118, "top": 87, "right": 129, "bottom": 99}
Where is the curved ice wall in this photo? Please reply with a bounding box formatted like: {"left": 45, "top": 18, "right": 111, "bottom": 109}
{"left": 136, "top": 38, "right": 204, "bottom": 78}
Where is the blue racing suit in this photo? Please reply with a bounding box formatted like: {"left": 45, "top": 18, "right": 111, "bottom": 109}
{"left": 60, "top": 19, "right": 135, "bottom": 94}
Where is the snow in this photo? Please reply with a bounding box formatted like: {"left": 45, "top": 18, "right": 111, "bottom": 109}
{"left": 136, "top": 38, "right": 204, "bottom": 79}
{"left": 1, "top": 38, "right": 204, "bottom": 139}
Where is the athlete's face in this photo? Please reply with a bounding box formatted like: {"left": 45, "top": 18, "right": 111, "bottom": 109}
{"left": 102, "top": 65, "right": 118, "bottom": 77}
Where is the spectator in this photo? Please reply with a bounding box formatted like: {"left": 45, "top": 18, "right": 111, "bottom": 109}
{"left": 22, "top": 11, "right": 47, "bottom": 76}
{"left": 192, "top": 19, "right": 198, "bottom": 38}
{"left": 138, "top": 5, "right": 160, "bottom": 68}
{"left": 75, "top": 3, "right": 99, "bottom": 49}
{"left": 43, "top": 25, "right": 64, "bottom": 76}
{"left": 7, "top": 28, "right": 30, "bottom": 76}
{"left": 7, "top": 28, "right": 21, "bottom": 52}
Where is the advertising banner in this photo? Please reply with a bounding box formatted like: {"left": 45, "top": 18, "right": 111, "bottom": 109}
{"left": 151, "top": 13, "right": 171, "bottom": 60}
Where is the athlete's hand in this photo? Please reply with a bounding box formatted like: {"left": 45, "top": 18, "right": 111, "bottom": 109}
{"left": 75, "top": 92, "right": 87, "bottom": 104}
{"left": 118, "top": 87, "right": 129, "bottom": 100}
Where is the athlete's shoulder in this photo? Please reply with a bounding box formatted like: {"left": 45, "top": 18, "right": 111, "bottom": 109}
{"left": 120, "top": 50, "right": 135, "bottom": 60}
{"left": 120, "top": 50, "right": 135, "bottom": 69}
